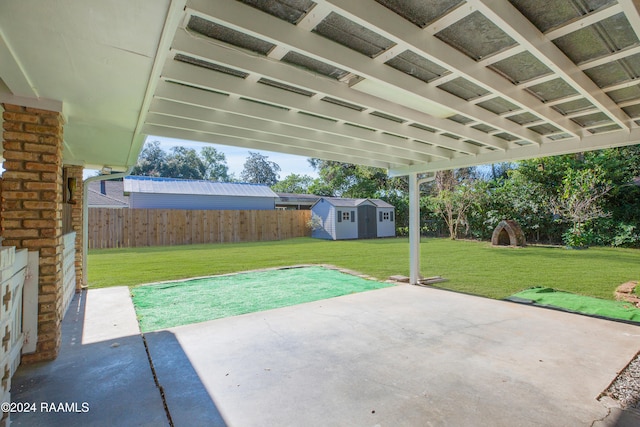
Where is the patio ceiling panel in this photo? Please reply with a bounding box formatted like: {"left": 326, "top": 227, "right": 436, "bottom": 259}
{"left": 180, "top": 1, "right": 525, "bottom": 150}
{"left": 324, "top": 0, "right": 583, "bottom": 137}
{"left": 490, "top": 0, "right": 634, "bottom": 130}
{"left": 151, "top": 81, "right": 456, "bottom": 161}
{"left": 133, "top": 0, "right": 640, "bottom": 176}
{"left": 5, "top": 1, "right": 639, "bottom": 173}
{"left": 159, "top": 57, "right": 485, "bottom": 157}
{"left": 147, "top": 98, "right": 433, "bottom": 164}
{"left": 163, "top": 31, "right": 496, "bottom": 155}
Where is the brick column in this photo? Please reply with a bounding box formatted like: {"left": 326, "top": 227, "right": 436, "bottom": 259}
{"left": 63, "top": 165, "right": 84, "bottom": 291}
{"left": 1, "top": 104, "right": 64, "bottom": 362}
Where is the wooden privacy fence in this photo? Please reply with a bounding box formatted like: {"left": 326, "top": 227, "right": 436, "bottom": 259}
{"left": 88, "top": 208, "right": 312, "bottom": 249}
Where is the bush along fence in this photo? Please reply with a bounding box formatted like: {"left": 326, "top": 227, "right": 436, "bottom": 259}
{"left": 88, "top": 208, "right": 312, "bottom": 249}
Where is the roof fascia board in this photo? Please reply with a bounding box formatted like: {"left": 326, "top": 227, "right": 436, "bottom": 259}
{"left": 129, "top": 0, "right": 187, "bottom": 165}
{"left": 390, "top": 127, "right": 640, "bottom": 175}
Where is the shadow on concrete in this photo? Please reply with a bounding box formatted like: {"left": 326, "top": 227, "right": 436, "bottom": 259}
{"left": 593, "top": 407, "right": 640, "bottom": 427}
{"left": 9, "top": 289, "right": 226, "bottom": 426}
{"left": 144, "top": 330, "right": 227, "bottom": 426}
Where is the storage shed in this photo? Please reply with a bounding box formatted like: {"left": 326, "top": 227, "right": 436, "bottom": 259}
{"left": 311, "top": 197, "right": 395, "bottom": 240}
{"left": 123, "top": 176, "right": 278, "bottom": 210}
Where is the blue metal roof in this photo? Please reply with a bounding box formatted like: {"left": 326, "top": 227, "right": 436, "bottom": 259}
{"left": 123, "top": 176, "right": 278, "bottom": 198}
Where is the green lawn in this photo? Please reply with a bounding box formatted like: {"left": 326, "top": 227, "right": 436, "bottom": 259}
{"left": 88, "top": 237, "right": 640, "bottom": 300}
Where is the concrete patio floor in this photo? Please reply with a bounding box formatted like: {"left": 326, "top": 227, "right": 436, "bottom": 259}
{"left": 10, "top": 284, "right": 640, "bottom": 426}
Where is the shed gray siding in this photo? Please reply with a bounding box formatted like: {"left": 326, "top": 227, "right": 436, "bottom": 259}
{"left": 334, "top": 207, "right": 358, "bottom": 240}
{"left": 312, "top": 197, "right": 396, "bottom": 240}
{"left": 376, "top": 207, "right": 396, "bottom": 237}
{"left": 128, "top": 193, "right": 275, "bottom": 210}
{"left": 311, "top": 198, "right": 335, "bottom": 240}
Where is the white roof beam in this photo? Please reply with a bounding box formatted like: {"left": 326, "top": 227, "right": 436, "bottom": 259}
{"left": 429, "top": 72, "right": 461, "bottom": 86}
{"left": 149, "top": 98, "right": 432, "bottom": 164}
{"left": 564, "top": 108, "right": 600, "bottom": 120}
{"left": 470, "top": 0, "right": 630, "bottom": 130}
{"left": 618, "top": 99, "right": 640, "bottom": 109}
{"left": 424, "top": 3, "right": 474, "bottom": 35}
{"left": 146, "top": 112, "right": 417, "bottom": 166}
{"left": 153, "top": 80, "right": 454, "bottom": 160}
{"left": 146, "top": 114, "right": 411, "bottom": 168}
{"left": 602, "top": 79, "right": 640, "bottom": 93}
{"left": 544, "top": 3, "right": 623, "bottom": 40}
{"left": 373, "top": 43, "right": 408, "bottom": 64}
{"left": 516, "top": 73, "right": 560, "bottom": 89}
{"left": 160, "top": 60, "right": 482, "bottom": 155}
{"left": 185, "top": 0, "right": 539, "bottom": 147}
{"left": 144, "top": 124, "right": 394, "bottom": 169}
{"left": 578, "top": 45, "right": 640, "bottom": 71}
{"left": 477, "top": 45, "right": 527, "bottom": 67}
{"left": 171, "top": 32, "right": 506, "bottom": 150}
{"left": 318, "top": 0, "right": 582, "bottom": 137}
{"left": 169, "top": 32, "right": 499, "bottom": 153}
{"left": 297, "top": 2, "right": 333, "bottom": 31}
{"left": 131, "top": 0, "right": 188, "bottom": 164}
{"left": 545, "top": 94, "right": 585, "bottom": 107}
{"left": 619, "top": 0, "right": 640, "bottom": 47}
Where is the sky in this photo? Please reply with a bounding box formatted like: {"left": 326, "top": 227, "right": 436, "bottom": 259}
{"left": 83, "top": 135, "right": 320, "bottom": 180}
{"left": 150, "top": 136, "right": 319, "bottom": 179}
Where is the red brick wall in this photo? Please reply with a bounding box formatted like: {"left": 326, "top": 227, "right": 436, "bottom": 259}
{"left": 1, "top": 104, "right": 64, "bottom": 362}
{"left": 63, "top": 165, "right": 84, "bottom": 290}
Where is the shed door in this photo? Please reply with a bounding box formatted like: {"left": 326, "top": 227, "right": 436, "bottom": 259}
{"left": 357, "top": 205, "right": 377, "bottom": 239}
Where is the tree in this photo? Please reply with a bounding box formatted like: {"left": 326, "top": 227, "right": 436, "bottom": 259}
{"left": 550, "top": 167, "right": 612, "bottom": 247}
{"left": 307, "top": 179, "right": 335, "bottom": 196}
{"left": 201, "top": 146, "right": 230, "bottom": 181}
{"left": 131, "top": 141, "right": 166, "bottom": 177}
{"left": 132, "top": 141, "right": 231, "bottom": 181}
{"left": 271, "top": 174, "right": 314, "bottom": 193}
{"left": 162, "top": 146, "right": 206, "bottom": 179}
{"left": 240, "top": 152, "right": 281, "bottom": 185}
{"left": 428, "top": 170, "right": 479, "bottom": 239}
{"left": 308, "top": 159, "right": 388, "bottom": 198}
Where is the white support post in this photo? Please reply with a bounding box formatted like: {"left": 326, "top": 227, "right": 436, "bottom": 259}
{"left": 408, "top": 172, "right": 420, "bottom": 285}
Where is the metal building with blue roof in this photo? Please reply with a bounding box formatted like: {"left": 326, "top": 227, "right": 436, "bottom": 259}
{"left": 123, "top": 176, "right": 278, "bottom": 210}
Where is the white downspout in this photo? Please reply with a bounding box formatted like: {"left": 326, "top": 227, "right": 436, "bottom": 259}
{"left": 82, "top": 167, "right": 133, "bottom": 286}
{"left": 408, "top": 173, "right": 436, "bottom": 285}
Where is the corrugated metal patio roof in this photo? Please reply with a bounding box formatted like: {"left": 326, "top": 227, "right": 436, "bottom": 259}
{"left": 2, "top": 1, "right": 640, "bottom": 173}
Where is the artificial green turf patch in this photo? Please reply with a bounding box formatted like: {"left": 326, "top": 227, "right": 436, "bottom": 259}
{"left": 131, "top": 266, "right": 393, "bottom": 332}
{"left": 508, "top": 287, "right": 640, "bottom": 323}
